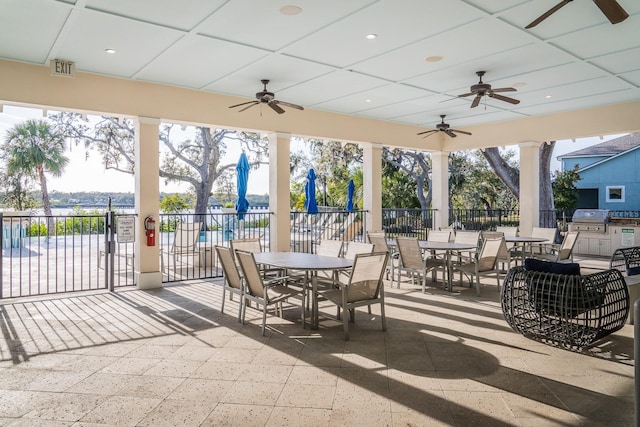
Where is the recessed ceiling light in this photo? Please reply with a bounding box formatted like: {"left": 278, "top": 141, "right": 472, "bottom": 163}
{"left": 366, "top": 34, "right": 377, "bottom": 40}
{"left": 545, "top": 95, "right": 552, "bottom": 99}
{"left": 512, "top": 82, "right": 526, "bottom": 88}
{"left": 365, "top": 99, "right": 372, "bottom": 103}
{"left": 280, "top": 5, "right": 302, "bottom": 15}
{"left": 424, "top": 55, "right": 443, "bottom": 62}
{"left": 105, "top": 48, "right": 116, "bottom": 54}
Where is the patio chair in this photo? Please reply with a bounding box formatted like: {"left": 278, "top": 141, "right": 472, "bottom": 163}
{"left": 481, "top": 231, "right": 513, "bottom": 271}
{"left": 531, "top": 231, "right": 579, "bottom": 263}
{"left": 338, "top": 241, "right": 374, "bottom": 283}
{"left": 395, "top": 237, "right": 446, "bottom": 292}
{"left": 235, "top": 250, "right": 305, "bottom": 335}
{"left": 313, "top": 239, "right": 344, "bottom": 288}
{"left": 367, "top": 230, "right": 397, "bottom": 281}
{"left": 231, "top": 237, "right": 282, "bottom": 277}
{"left": 318, "top": 251, "right": 389, "bottom": 340}
{"left": 161, "top": 222, "right": 202, "bottom": 272}
{"left": 426, "top": 229, "right": 452, "bottom": 263}
{"left": 496, "top": 225, "right": 519, "bottom": 255}
{"left": 230, "top": 237, "right": 262, "bottom": 254}
{"left": 530, "top": 227, "right": 560, "bottom": 255}
{"left": 215, "top": 246, "right": 244, "bottom": 322}
{"left": 453, "top": 230, "right": 480, "bottom": 280}
{"left": 451, "top": 236, "right": 504, "bottom": 295}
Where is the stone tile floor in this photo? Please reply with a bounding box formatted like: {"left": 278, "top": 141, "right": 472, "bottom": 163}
{"left": 0, "top": 260, "right": 634, "bottom": 426}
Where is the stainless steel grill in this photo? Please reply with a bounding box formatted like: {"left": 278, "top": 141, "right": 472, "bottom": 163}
{"left": 569, "top": 209, "right": 610, "bottom": 234}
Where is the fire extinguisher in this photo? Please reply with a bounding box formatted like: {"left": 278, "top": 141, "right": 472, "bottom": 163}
{"left": 144, "top": 216, "right": 156, "bottom": 246}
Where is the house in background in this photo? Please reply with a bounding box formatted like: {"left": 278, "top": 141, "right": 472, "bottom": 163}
{"left": 558, "top": 133, "right": 640, "bottom": 210}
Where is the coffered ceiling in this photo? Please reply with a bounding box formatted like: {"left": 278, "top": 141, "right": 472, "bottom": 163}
{"left": 1, "top": 0, "right": 639, "bottom": 132}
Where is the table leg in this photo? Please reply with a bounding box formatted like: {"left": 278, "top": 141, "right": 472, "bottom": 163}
{"left": 446, "top": 251, "right": 453, "bottom": 292}
{"left": 312, "top": 273, "right": 318, "bottom": 330}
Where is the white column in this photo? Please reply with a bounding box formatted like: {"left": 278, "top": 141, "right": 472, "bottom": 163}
{"left": 134, "top": 117, "right": 162, "bottom": 289}
{"left": 267, "top": 132, "right": 291, "bottom": 252}
{"left": 431, "top": 151, "right": 449, "bottom": 230}
{"left": 519, "top": 142, "right": 542, "bottom": 236}
{"left": 362, "top": 143, "right": 383, "bottom": 233}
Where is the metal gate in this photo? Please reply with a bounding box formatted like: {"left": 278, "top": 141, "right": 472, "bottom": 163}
{"left": 0, "top": 211, "right": 136, "bottom": 299}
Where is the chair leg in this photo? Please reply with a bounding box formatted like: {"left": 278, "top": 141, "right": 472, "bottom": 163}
{"left": 380, "top": 301, "right": 386, "bottom": 332}
{"left": 237, "top": 292, "right": 243, "bottom": 323}
{"left": 262, "top": 304, "right": 268, "bottom": 336}
{"left": 221, "top": 285, "right": 227, "bottom": 314}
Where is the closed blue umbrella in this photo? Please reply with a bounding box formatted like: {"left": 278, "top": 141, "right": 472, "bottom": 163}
{"left": 346, "top": 179, "right": 355, "bottom": 212}
{"left": 304, "top": 168, "right": 318, "bottom": 214}
{"left": 235, "top": 152, "right": 250, "bottom": 220}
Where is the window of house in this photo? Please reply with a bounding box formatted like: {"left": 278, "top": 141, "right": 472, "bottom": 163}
{"left": 606, "top": 186, "right": 625, "bottom": 202}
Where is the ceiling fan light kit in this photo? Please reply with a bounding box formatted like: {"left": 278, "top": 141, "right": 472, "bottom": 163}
{"left": 228, "top": 79, "right": 304, "bottom": 115}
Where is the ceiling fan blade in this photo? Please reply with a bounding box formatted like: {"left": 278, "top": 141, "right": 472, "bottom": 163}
{"left": 457, "top": 92, "right": 474, "bottom": 98}
{"left": 229, "top": 100, "right": 259, "bottom": 109}
{"left": 489, "top": 93, "right": 520, "bottom": 105}
{"left": 444, "top": 130, "right": 457, "bottom": 138}
{"left": 238, "top": 102, "right": 260, "bottom": 112}
{"left": 470, "top": 94, "right": 482, "bottom": 108}
{"left": 593, "top": 0, "right": 629, "bottom": 24}
{"left": 417, "top": 129, "right": 438, "bottom": 136}
{"left": 275, "top": 100, "right": 304, "bottom": 111}
{"left": 491, "top": 87, "right": 517, "bottom": 93}
{"left": 268, "top": 101, "right": 285, "bottom": 114}
{"left": 450, "top": 129, "right": 472, "bottom": 136}
{"left": 525, "top": 0, "right": 572, "bottom": 29}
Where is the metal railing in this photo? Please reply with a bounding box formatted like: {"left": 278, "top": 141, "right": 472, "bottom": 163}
{"left": 0, "top": 212, "right": 136, "bottom": 299}
{"left": 159, "top": 211, "right": 271, "bottom": 282}
{"left": 382, "top": 208, "right": 435, "bottom": 240}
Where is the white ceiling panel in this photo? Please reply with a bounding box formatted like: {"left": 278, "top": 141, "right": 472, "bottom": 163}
{"left": 619, "top": 70, "right": 640, "bottom": 87}
{"left": 136, "top": 35, "right": 269, "bottom": 89}
{"left": 515, "top": 89, "right": 639, "bottom": 117}
{"left": 283, "top": 0, "right": 482, "bottom": 68}
{"left": 461, "top": 0, "right": 529, "bottom": 15}
{"left": 54, "top": 8, "right": 184, "bottom": 78}
{"left": 0, "top": 0, "right": 71, "bottom": 64}
{"left": 588, "top": 46, "right": 640, "bottom": 75}
{"left": 277, "top": 71, "right": 389, "bottom": 107}
{"left": 314, "top": 83, "right": 433, "bottom": 115}
{"left": 549, "top": 14, "right": 640, "bottom": 60}
{"left": 350, "top": 17, "right": 534, "bottom": 82}
{"left": 84, "top": 0, "right": 227, "bottom": 31}
{"left": 197, "top": 0, "right": 376, "bottom": 52}
{"left": 204, "top": 54, "right": 337, "bottom": 96}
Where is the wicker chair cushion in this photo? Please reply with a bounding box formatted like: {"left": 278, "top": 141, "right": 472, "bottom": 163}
{"left": 524, "top": 258, "right": 581, "bottom": 275}
{"left": 627, "top": 266, "right": 640, "bottom": 276}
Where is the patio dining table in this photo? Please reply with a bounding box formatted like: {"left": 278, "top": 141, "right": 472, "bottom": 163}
{"left": 419, "top": 241, "right": 478, "bottom": 292}
{"left": 505, "top": 236, "right": 548, "bottom": 262}
{"left": 253, "top": 252, "right": 353, "bottom": 329}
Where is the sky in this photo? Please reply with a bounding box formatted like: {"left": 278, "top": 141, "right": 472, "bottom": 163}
{"left": 0, "top": 105, "right": 627, "bottom": 195}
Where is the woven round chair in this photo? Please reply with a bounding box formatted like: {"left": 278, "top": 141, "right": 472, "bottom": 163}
{"left": 501, "top": 263, "right": 629, "bottom": 349}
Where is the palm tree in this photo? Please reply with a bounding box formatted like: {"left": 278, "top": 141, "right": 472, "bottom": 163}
{"left": 3, "top": 119, "right": 69, "bottom": 218}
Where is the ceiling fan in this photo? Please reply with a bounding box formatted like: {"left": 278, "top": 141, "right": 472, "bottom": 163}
{"left": 417, "top": 115, "right": 472, "bottom": 138}
{"left": 228, "top": 79, "right": 304, "bottom": 114}
{"left": 526, "top": 0, "right": 629, "bottom": 29}
{"left": 457, "top": 71, "right": 520, "bottom": 108}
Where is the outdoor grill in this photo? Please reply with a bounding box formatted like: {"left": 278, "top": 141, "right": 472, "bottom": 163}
{"left": 569, "top": 209, "right": 610, "bottom": 234}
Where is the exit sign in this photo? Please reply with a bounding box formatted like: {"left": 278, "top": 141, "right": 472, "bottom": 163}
{"left": 50, "top": 59, "right": 75, "bottom": 78}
